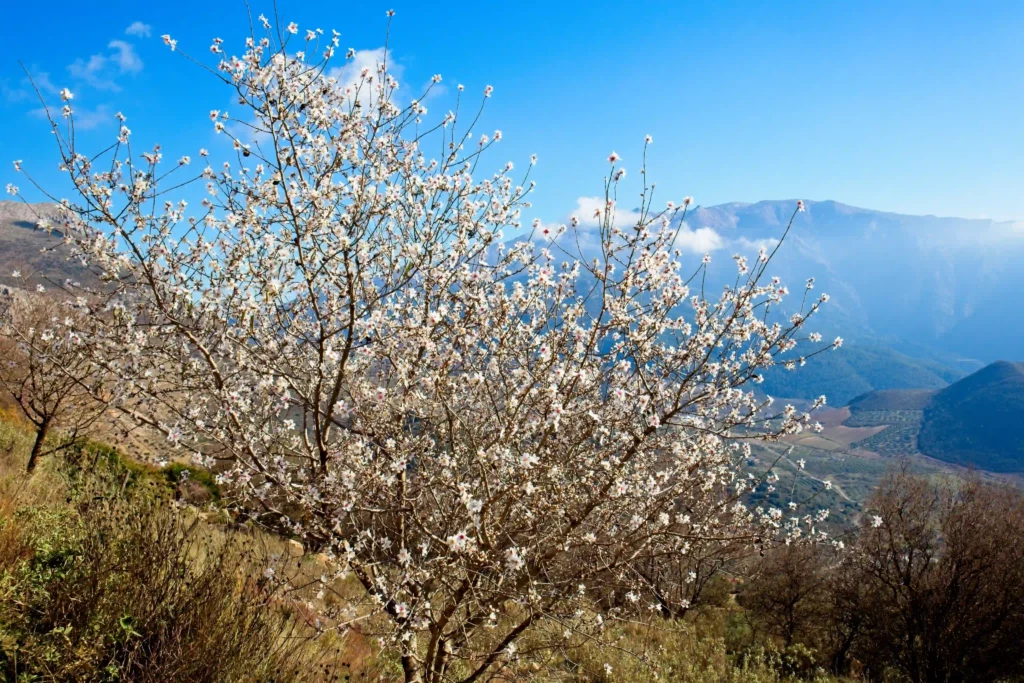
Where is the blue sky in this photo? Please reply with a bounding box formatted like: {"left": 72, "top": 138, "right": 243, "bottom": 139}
{"left": 2, "top": 0, "right": 1023, "bottom": 222}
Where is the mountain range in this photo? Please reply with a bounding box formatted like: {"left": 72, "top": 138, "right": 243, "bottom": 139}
{"left": 686, "top": 199, "right": 1024, "bottom": 364}
{"left": 0, "top": 201, "right": 95, "bottom": 290}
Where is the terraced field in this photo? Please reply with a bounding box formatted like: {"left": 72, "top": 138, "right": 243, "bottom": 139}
{"left": 846, "top": 409, "right": 924, "bottom": 457}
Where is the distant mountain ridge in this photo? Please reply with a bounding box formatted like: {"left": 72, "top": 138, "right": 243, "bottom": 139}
{"left": 3, "top": 198, "right": 1020, "bottom": 403}
{"left": 759, "top": 343, "right": 971, "bottom": 406}
{"left": 682, "top": 199, "right": 1024, "bottom": 364}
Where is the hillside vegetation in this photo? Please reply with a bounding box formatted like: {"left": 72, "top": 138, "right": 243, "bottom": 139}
{"left": 6, "top": 412, "right": 1023, "bottom": 682}
{"left": 847, "top": 389, "right": 935, "bottom": 412}
{"left": 760, "top": 345, "right": 963, "bottom": 406}
{"left": 840, "top": 362, "right": 1024, "bottom": 471}
{"left": 0, "top": 413, "right": 848, "bottom": 682}
{"left": 917, "top": 361, "right": 1024, "bottom": 472}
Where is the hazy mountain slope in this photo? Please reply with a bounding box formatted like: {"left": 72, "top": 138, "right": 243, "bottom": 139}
{"left": 847, "top": 388, "right": 936, "bottom": 412}
{"left": 917, "top": 361, "right": 1024, "bottom": 472}
{"left": 0, "top": 201, "right": 96, "bottom": 289}
{"left": 685, "top": 200, "right": 1024, "bottom": 363}
{"left": 759, "top": 344, "right": 963, "bottom": 405}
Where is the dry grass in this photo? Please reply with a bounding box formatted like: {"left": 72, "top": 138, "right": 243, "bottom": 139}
{"left": 0, "top": 415, "right": 389, "bottom": 682}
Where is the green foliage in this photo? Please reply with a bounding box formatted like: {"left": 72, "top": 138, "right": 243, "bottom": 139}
{"left": 0, "top": 434, "right": 341, "bottom": 682}
{"left": 833, "top": 362, "right": 1024, "bottom": 472}
{"left": 161, "top": 462, "right": 221, "bottom": 501}
{"left": 0, "top": 415, "right": 32, "bottom": 460}
{"left": 847, "top": 389, "right": 935, "bottom": 412}
{"left": 0, "top": 501, "right": 338, "bottom": 681}
{"left": 847, "top": 411, "right": 924, "bottom": 457}
{"left": 559, "top": 614, "right": 839, "bottom": 682}
{"left": 57, "top": 439, "right": 222, "bottom": 505}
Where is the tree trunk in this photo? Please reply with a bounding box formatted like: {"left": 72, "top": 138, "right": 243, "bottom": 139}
{"left": 402, "top": 660, "right": 424, "bottom": 683}
{"left": 26, "top": 419, "right": 49, "bottom": 473}
{"left": 401, "top": 634, "right": 424, "bottom": 683}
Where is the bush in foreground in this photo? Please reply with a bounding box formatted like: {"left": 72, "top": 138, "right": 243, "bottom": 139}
{"left": 742, "top": 468, "right": 1024, "bottom": 683}
{"left": 0, "top": 448, "right": 343, "bottom": 681}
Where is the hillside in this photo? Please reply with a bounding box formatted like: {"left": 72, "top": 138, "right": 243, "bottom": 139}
{"left": 0, "top": 201, "right": 96, "bottom": 290}
{"left": 847, "top": 388, "right": 936, "bottom": 412}
{"left": 917, "top": 361, "right": 1024, "bottom": 472}
{"left": 759, "top": 344, "right": 962, "bottom": 406}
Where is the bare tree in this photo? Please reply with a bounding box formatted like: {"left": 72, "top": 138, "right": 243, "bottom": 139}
{"left": 840, "top": 469, "right": 1024, "bottom": 683}
{"left": 740, "top": 542, "right": 834, "bottom": 649}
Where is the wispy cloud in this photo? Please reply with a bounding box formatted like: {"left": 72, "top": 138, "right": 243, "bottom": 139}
{"left": 566, "top": 196, "right": 727, "bottom": 255}
{"left": 67, "top": 40, "right": 144, "bottom": 91}
{"left": 3, "top": 70, "right": 60, "bottom": 106}
{"left": 31, "top": 71, "right": 59, "bottom": 95}
{"left": 30, "top": 104, "right": 112, "bottom": 131}
{"left": 733, "top": 236, "right": 779, "bottom": 253}
{"left": 68, "top": 54, "right": 115, "bottom": 90}
{"left": 125, "top": 21, "right": 152, "bottom": 38}
{"left": 531, "top": 196, "right": 729, "bottom": 257}
{"left": 108, "top": 41, "right": 144, "bottom": 74}
{"left": 1, "top": 79, "right": 29, "bottom": 104}
{"left": 675, "top": 222, "right": 726, "bottom": 254}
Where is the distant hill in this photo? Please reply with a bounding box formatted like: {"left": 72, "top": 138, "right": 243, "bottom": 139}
{"left": 0, "top": 201, "right": 97, "bottom": 290}
{"left": 848, "top": 389, "right": 936, "bottom": 412}
{"left": 759, "top": 344, "right": 966, "bottom": 406}
{"left": 917, "top": 361, "right": 1024, "bottom": 472}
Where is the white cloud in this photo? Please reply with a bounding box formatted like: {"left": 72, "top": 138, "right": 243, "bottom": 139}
{"left": 67, "top": 40, "right": 144, "bottom": 91}
{"left": 223, "top": 117, "right": 273, "bottom": 149}
{"left": 571, "top": 196, "right": 642, "bottom": 230}
{"left": 108, "top": 40, "right": 144, "bottom": 74}
{"left": 560, "top": 196, "right": 727, "bottom": 255}
{"left": 733, "top": 236, "right": 779, "bottom": 253}
{"left": 68, "top": 54, "right": 113, "bottom": 90}
{"left": 5, "top": 71, "right": 55, "bottom": 109}
{"left": 675, "top": 222, "right": 725, "bottom": 254}
{"left": 30, "top": 71, "right": 59, "bottom": 95}
{"left": 327, "top": 48, "right": 403, "bottom": 109}
{"left": 31, "top": 104, "right": 112, "bottom": 131}
{"left": 1, "top": 79, "right": 29, "bottom": 104}
{"left": 125, "top": 21, "right": 152, "bottom": 38}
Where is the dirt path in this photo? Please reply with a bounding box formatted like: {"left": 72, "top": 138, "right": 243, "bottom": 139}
{"left": 759, "top": 443, "right": 855, "bottom": 503}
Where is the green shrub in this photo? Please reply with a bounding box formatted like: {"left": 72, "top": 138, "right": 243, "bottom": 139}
{"left": 548, "top": 614, "right": 839, "bottom": 682}
{"left": 0, "top": 491, "right": 338, "bottom": 681}
{"left": 161, "top": 461, "right": 221, "bottom": 502}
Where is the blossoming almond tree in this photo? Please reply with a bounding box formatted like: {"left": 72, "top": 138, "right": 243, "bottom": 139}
{"left": 12, "top": 13, "right": 838, "bottom": 681}
{"left": 0, "top": 290, "right": 110, "bottom": 472}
